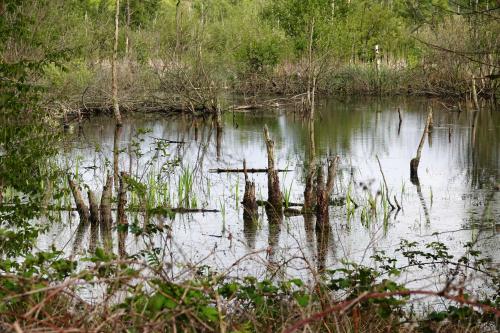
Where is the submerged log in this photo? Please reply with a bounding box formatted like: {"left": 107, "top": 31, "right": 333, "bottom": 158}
{"left": 410, "top": 107, "right": 433, "bottom": 183}
{"left": 263, "top": 125, "right": 283, "bottom": 217}
{"left": 132, "top": 205, "right": 220, "bottom": 214}
{"left": 242, "top": 160, "right": 258, "bottom": 222}
{"left": 209, "top": 168, "right": 292, "bottom": 173}
{"left": 284, "top": 207, "right": 303, "bottom": 217}
{"left": 257, "top": 200, "right": 303, "bottom": 207}
{"left": 315, "top": 156, "right": 340, "bottom": 232}
{"left": 88, "top": 190, "right": 99, "bottom": 253}
{"left": 68, "top": 176, "right": 90, "bottom": 225}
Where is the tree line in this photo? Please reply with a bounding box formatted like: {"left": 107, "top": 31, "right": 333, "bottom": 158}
{"left": 1, "top": 0, "right": 498, "bottom": 118}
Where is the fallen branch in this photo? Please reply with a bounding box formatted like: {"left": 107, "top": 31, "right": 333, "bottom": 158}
{"left": 148, "top": 206, "right": 220, "bottom": 214}
{"left": 256, "top": 200, "right": 303, "bottom": 207}
{"left": 209, "top": 168, "right": 292, "bottom": 173}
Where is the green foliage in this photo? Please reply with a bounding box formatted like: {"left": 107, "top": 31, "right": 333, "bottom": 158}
{"left": 236, "top": 31, "right": 287, "bottom": 73}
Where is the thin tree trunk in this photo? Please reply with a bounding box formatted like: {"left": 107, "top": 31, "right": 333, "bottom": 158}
{"left": 125, "top": 0, "right": 130, "bottom": 57}
{"left": 175, "top": 0, "right": 182, "bottom": 57}
{"left": 113, "top": 125, "right": 122, "bottom": 190}
{"left": 112, "top": 0, "right": 122, "bottom": 125}
{"left": 303, "top": 119, "right": 316, "bottom": 214}
{"left": 117, "top": 172, "right": 128, "bottom": 258}
{"left": 306, "top": 17, "right": 315, "bottom": 117}
{"left": 472, "top": 77, "right": 480, "bottom": 111}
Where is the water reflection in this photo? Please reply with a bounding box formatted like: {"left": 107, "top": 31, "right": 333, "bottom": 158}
{"left": 31, "top": 97, "right": 500, "bottom": 276}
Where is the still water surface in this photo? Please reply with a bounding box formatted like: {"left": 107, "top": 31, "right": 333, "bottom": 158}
{"left": 37, "top": 97, "right": 499, "bottom": 281}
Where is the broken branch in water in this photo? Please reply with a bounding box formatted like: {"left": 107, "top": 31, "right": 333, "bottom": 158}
{"left": 410, "top": 106, "right": 433, "bottom": 182}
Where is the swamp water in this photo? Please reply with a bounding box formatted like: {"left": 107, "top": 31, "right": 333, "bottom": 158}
{"left": 30, "top": 97, "right": 499, "bottom": 289}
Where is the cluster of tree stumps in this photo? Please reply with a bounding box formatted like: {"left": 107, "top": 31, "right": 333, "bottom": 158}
{"left": 241, "top": 125, "right": 341, "bottom": 241}
{"left": 67, "top": 174, "right": 117, "bottom": 256}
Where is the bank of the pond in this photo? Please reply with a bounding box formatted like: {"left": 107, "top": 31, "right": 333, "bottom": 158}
{"left": 43, "top": 60, "right": 499, "bottom": 124}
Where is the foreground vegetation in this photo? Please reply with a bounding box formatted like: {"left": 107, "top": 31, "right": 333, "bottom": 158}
{"left": 1, "top": 239, "right": 498, "bottom": 332}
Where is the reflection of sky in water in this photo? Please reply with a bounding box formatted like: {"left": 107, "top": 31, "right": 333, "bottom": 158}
{"left": 38, "top": 97, "right": 499, "bottom": 281}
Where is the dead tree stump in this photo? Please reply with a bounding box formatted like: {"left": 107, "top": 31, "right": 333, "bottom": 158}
{"left": 68, "top": 176, "right": 90, "bottom": 255}
{"left": 100, "top": 174, "right": 113, "bottom": 251}
{"left": 410, "top": 107, "right": 433, "bottom": 183}
{"left": 263, "top": 125, "right": 282, "bottom": 218}
{"left": 242, "top": 160, "right": 258, "bottom": 223}
{"left": 315, "top": 156, "right": 340, "bottom": 232}
{"left": 68, "top": 176, "right": 90, "bottom": 225}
